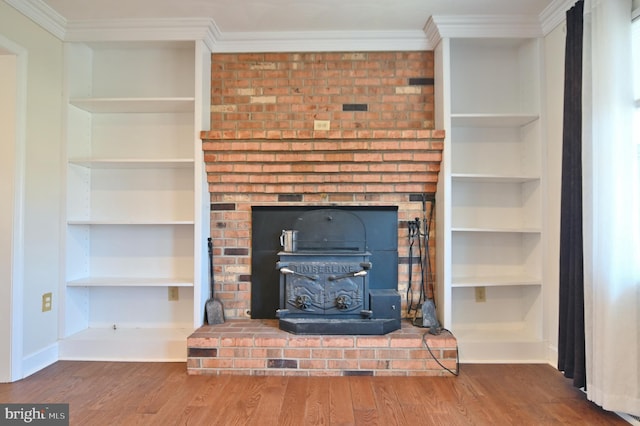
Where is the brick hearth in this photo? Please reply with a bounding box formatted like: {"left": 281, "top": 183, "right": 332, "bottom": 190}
{"left": 187, "top": 320, "right": 458, "bottom": 376}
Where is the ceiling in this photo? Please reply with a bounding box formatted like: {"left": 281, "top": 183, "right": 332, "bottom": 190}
{"left": 41, "top": 0, "right": 555, "bottom": 33}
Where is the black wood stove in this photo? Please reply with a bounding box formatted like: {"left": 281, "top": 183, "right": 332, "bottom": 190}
{"left": 276, "top": 209, "right": 400, "bottom": 335}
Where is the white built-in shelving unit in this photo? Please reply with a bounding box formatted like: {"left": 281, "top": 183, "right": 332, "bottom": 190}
{"left": 60, "top": 40, "right": 211, "bottom": 361}
{"left": 433, "top": 34, "right": 546, "bottom": 362}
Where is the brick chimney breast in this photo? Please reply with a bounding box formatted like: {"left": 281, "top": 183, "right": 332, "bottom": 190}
{"left": 201, "top": 51, "right": 444, "bottom": 319}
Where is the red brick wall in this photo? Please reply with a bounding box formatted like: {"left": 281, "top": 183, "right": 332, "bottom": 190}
{"left": 208, "top": 51, "right": 435, "bottom": 137}
{"left": 201, "top": 51, "right": 442, "bottom": 319}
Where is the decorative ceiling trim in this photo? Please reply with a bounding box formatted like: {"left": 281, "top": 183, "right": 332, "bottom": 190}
{"left": 210, "top": 30, "right": 431, "bottom": 53}
{"left": 539, "top": 0, "right": 575, "bottom": 34}
{"left": 423, "top": 16, "right": 441, "bottom": 47}
{"left": 63, "top": 19, "right": 430, "bottom": 52}
{"left": 7, "top": 0, "right": 568, "bottom": 50}
{"left": 6, "top": 0, "right": 430, "bottom": 52}
{"left": 64, "top": 18, "right": 219, "bottom": 50}
{"left": 5, "top": 0, "right": 66, "bottom": 40}
{"left": 424, "top": 15, "right": 543, "bottom": 44}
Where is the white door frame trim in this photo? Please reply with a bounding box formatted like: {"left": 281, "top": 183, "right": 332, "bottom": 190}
{"left": 0, "top": 33, "right": 27, "bottom": 382}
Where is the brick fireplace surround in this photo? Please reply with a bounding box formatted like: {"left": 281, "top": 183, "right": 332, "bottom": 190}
{"left": 189, "top": 51, "right": 454, "bottom": 376}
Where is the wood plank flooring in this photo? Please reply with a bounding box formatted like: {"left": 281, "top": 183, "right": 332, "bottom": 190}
{"left": 0, "top": 362, "right": 627, "bottom": 425}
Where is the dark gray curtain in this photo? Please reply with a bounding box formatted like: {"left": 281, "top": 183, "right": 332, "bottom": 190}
{"left": 558, "top": 0, "right": 586, "bottom": 389}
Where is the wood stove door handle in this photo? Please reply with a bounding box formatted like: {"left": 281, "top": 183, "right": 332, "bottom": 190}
{"left": 328, "top": 270, "right": 367, "bottom": 281}
{"left": 279, "top": 267, "right": 318, "bottom": 281}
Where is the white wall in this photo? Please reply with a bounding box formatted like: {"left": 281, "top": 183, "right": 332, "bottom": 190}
{"left": 543, "top": 20, "right": 566, "bottom": 364}
{"left": 0, "top": 1, "right": 63, "bottom": 378}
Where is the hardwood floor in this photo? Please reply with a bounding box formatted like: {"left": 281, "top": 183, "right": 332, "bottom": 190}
{"left": 0, "top": 362, "right": 627, "bottom": 425}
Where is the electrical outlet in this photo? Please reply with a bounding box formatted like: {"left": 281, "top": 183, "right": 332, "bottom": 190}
{"left": 42, "top": 292, "right": 52, "bottom": 312}
{"left": 168, "top": 287, "right": 179, "bottom": 301}
{"left": 313, "top": 120, "right": 330, "bottom": 131}
{"left": 475, "top": 287, "right": 486, "bottom": 303}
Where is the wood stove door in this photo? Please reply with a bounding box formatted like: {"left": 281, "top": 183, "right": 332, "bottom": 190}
{"left": 282, "top": 274, "right": 365, "bottom": 317}
{"left": 280, "top": 260, "right": 367, "bottom": 318}
{"left": 324, "top": 276, "right": 363, "bottom": 315}
{"left": 282, "top": 274, "right": 324, "bottom": 315}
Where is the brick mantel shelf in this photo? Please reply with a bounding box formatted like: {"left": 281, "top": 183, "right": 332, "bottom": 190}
{"left": 201, "top": 129, "right": 443, "bottom": 195}
{"left": 200, "top": 128, "right": 444, "bottom": 141}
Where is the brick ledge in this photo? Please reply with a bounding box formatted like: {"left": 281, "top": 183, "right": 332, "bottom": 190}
{"left": 200, "top": 129, "right": 445, "bottom": 141}
{"left": 187, "top": 319, "right": 458, "bottom": 377}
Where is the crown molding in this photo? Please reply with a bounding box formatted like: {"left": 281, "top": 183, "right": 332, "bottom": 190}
{"left": 424, "top": 15, "right": 543, "bottom": 43}
{"left": 6, "top": 0, "right": 429, "bottom": 52}
{"left": 5, "top": 0, "right": 66, "bottom": 40}
{"left": 9, "top": 0, "right": 566, "bottom": 51}
{"left": 63, "top": 20, "right": 429, "bottom": 52}
{"left": 423, "top": 16, "right": 441, "bottom": 47}
{"left": 210, "top": 29, "right": 430, "bottom": 53}
{"left": 539, "top": 0, "right": 575, "bottom": 34}
{"left": 64, "top": 18, "right": 219, "bottom": 50}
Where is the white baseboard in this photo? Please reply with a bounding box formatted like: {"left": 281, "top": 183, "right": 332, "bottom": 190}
{"left": 546, "top": 343, "right": 558, "bottom": 366}
{"left": 21, "top": 342, "right": 58, "bottom": 379}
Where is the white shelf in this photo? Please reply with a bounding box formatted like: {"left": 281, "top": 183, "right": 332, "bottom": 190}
{"left": 452, "top": 275, "right": 541, "bottom": 288}
{"left": 69, "top": 97, "right": 195, "bottom": 113}
{"left": 67, "top": 277, "right": 193, "bottom": 287}
{"left": 436, "top": 36, "right": 545, "bottom": 362}
{"left": 451, "top": 285, "right": 542, "bottom": 331}
{"left": 451, "top": 113, "right": 539, "bottom": 128}
{"left": 58, "top": 327, "right": 192, "bottom": 361}
{"left": 450, "top": 124, "right": 541, "bottom": 177}
{"left": 451, "top": 323, "right": 546, "bottom": 362}
{"left": 66, "top": 167, "right": 195, "bottom": 222}
{"left": 69, "top": 158, "right": 194, "bottom": 169}
{"left": 452, "top": 173, "right": 539, "bottom": 183}
{"left": 451, "top": 232, "right": 540, "bottom": 282}
{"left": 451, "top": 178, "right": 540, "bottom": 231}
{"left": 68, "top": 220, "right": 194, "bottom": 225}
{"left": 451, "top": 323, "right": 542, "bottom": 343}
{"left": 66, "top": 225, "right": 194, "bottom": 280}
{"left": 62, "top": 40, "right": 210, "bottom": 362}
{"left": 452, "top": 227, "right": 541, "bottom": 233}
